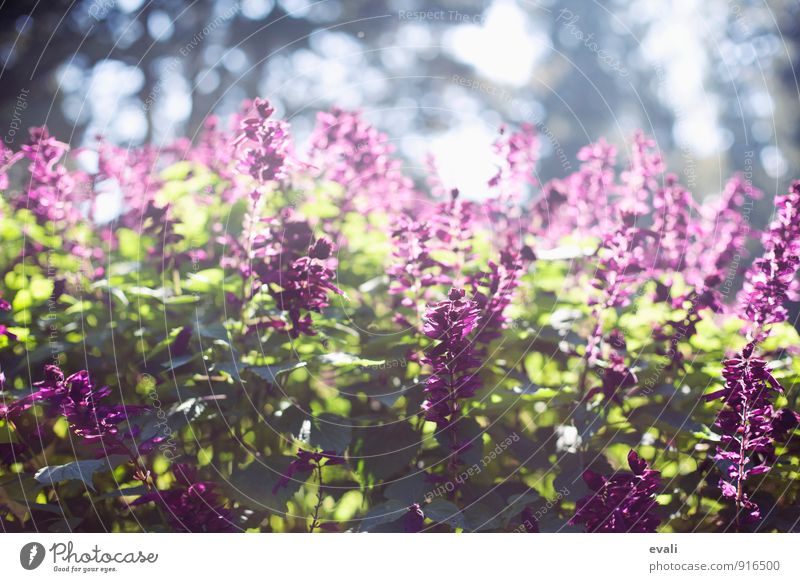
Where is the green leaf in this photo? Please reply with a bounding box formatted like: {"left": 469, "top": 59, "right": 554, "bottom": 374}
{"left": 359, "top": 500, "right": 408, "bottom": 532}
{"left": 226, "top": 457, "right": 305, "bottom": 512}
{"left": 34, "top": 458, "right": 125, "bottom": 491}
{"left": 248, "top": 361, "right": 308, "bottom": 383}
{"left": 310, "top": 413, "right": 352, "bottom": 453}
{"left": 424, "top": 499, "right": 466, "bottom": 529}
{"left": 355, "top": 422, "right": 420, "bottom": 483}
{"left": 384, "top": 472, "right": 429, "bottom": 504}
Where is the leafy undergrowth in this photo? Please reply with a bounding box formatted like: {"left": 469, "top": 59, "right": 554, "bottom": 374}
{"left": 0, "top": 103, "right": 799, "bottom": 532}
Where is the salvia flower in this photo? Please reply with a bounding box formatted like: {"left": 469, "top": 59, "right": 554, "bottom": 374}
{"left": 387, "top": 214, "right": 449, "bottom": 328}
{"left": 468, "top": 249, "right": 523, "bottom": 350}
{"left": 308, "top": 107, "right": 413, "bottom": 212}
{"left": 488, "top": 123, "right": 540, "bottom": 200}
{"left": 688, "top": 175, "right": 762, "bottom": 286}
{"left": 0, "top": 365, "right": 148, "bottom": 457}
{"left": 652, "top": 174, "right": 694, "bottom": 271}
{"left": 737, "top": 181, "right": 800, "bottom": 337}
{"left": 421, "top": 288, "right": 481, "bottom": 429}
{"left": 232, "top": 97, "right": 294, "bottom": 184}
{"left": 134, "top": 463, "right": 235, "bottom": 532}
{"left": 591, "top": 212, "right": 653, "bottom": 310}
{"left": 705, "top": 343, "right": 799, "bottom": 526}
{"left": 248, "top": 217, "right": 343, "bottom": 337}
{"left": 618, "top": 131, "right": 664, "bottom": 216}
{"left": 570, "top": 450, "right": 661, "bottom": 532}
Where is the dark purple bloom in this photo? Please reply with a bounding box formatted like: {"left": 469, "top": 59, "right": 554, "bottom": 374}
{"left": 705, "top": 342, "right": 799, "bottom": 526}
{"left": 403, "top": 503, "right": 425, "bottom": 532}
{"left": 0, "top": 365, "right": 148, "bottom": 458}
{"left": 421, "top": 288, "right": 482, "bottom": 429}
{"left": 249, "top": 217, "right": 343, "bottom": 338}
{"left": 134, "top": 463, "right": 236, "bottom": 532}
{"left": 570, "top": 450, "right": 661, "bottom": 532}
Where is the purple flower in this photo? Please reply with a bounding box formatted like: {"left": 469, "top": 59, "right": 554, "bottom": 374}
{"left": 388, "top": 214, "right": 449, "bottom": 328}
{"left": 687, "top": 175, "right": 762, "bottom": 286}
{"left": 488, "top": 123, "right": 540, "bottom": 200}
{"left": 134, "top": 463, "right": 235, "bottom": 532}
{"left": 248, "top": 217, "right": 343, "bottom": 338}
{"left": 618, "top": 131, "right": 664, "bottom": 216}
{"left": 0, "top": 365, "right": 148, "bottom": 457}
{"left": 705, "top": 343, "right": 799, "bottom": 526}
{"left": 591, "top": 213, "right": 653, "bottom": 310}
{"left": 468, "top": 249, "right": 523, "bottom": 349}
{"left": 570, "top": 450, "right": 661, "bottom": 532}
{"left": 232, "top": 97, "right": 294, "bottom": 184}
{"left": 737, "top": 181, "right": 800, "bottom": 336}
{"left": 402, "top": 503, "right": 425, "bottom": 532}
{"left": 308, "top": 108, "right": 413, "bottom": 212}
{"left": 536, "top": 138, "right": 617, "bottom": 241}
{"left": 652, "top": 174, "right": 693, "bottom": 271}
{"left": 421, "top": 288, "right": 481, "bottom": 429}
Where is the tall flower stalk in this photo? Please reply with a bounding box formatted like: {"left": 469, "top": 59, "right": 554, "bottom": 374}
{"left": 707, "top": 181, "right": 800, "bottom": 529}
{"left": 421, "top": 288, "right": 481, "bottom": 479}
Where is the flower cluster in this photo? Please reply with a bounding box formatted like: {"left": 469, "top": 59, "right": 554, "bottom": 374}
{"left": 1, "top": 365, "right": 147, "bottom": 455}
{"left": 570, "top": 450, "right": 661, "bottom": 532}
{"left": 308, "top": 107, "right": 413, "bottom": 212}
{"left": 232, "top": 98, "right": 294, "bottom": 184}
{"left": 245, "top": 216, "right": 342, "bottom": 337}
{"left": 468, "top": 249, "right": 523, "bottom": 349}
{"left": 421, "top": 288, "right": 481, "bottom": 429}
{"left": 488, "top": 123, "right": 540, "bottom": 200}
{"left": 688, "top": 175, "right": 762, "bottom": 286}
{"left": 705, "top": 343, "right": 799, "bottom": 526}
{"left": 536, "top": 138, "right": 617, "bottom": 240}
{"left": 738, "top": 181, "right": 800, "bottom": 336}
{"left": 134, "top": 463, "right": 235, "bottom": 532}
{"left": 3, "top": 106, "right": 800, "bottom": 534}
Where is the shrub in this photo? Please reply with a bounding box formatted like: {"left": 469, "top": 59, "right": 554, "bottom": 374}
{"left": 0, "top": 101, "right": 798, "bottom": 532}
